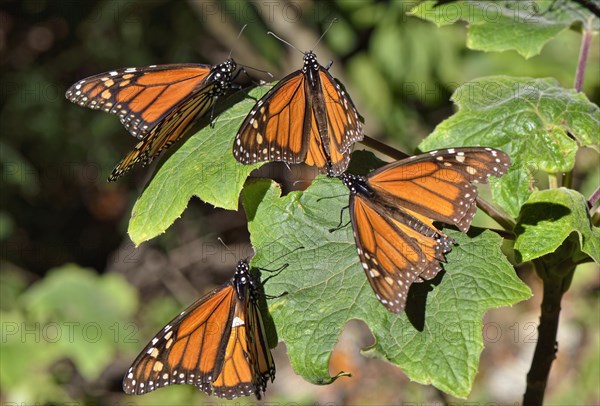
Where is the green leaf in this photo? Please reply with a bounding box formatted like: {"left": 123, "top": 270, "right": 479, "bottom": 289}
{"left": 21, "top": 264, "right": 138, "bottom": 380}
{"left": 419, "top": 76, "right": 600, "bottom": 218}
{"left": 411, "top": 0, "right": 599, "bottom": 58}
{"left": 128, "top": 88, "right": 267, "bottom": 245}
{"left": 243, "top": 178, "right": 531, "bottom": 398}
{"left": 0, "top": 310, "right": 71, "bottom": 404}
{"left": 514, "top": 188, "right": 600, "bottom": 263}
{"left": 0, "top": 264, "right": 28, "bottom": 311}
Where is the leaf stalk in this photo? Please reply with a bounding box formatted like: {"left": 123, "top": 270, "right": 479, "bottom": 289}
{"left": 359, "top": 135, "right": 410, "bottom": 160}
{"left": 574, "top": 19, "right": 594, "bottom": 92}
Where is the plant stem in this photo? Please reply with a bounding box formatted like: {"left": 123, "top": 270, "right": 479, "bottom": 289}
{"left": 574, "top": 21, "right": 594, "bottom": 92}
{"left": 486, "top": 227, "right": 515, "bottom": 240}
{"left": 359, "top": 135, "right": 410, "bottom": 160}
{"left": 563, "top": 19, "right": 594, "bottom": 191}
{"left": 523, "top": 272, "right": 564, "bottom": 404}
{"left": 561, "top": 169, "right": 573, "bottom": 189}
{"left": 476, "top": 196, "right": 515, "bottom": 231}
{"left": 523, "top": 19, "right": 597, "bottom": 404}
{"left": 523, "top": 258, "right": 576, "bottom": 405}
{"left": 588, "top": 186, "right": 600, "bottom": 208}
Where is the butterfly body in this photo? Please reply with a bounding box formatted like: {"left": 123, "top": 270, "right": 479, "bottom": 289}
{"left": 339, "top": 147, "right": 511, "bottom": 313}
{"left": 206, "top": 59, "right": 238, "bottom": 99}
{"left": 340, "top": 173, "right": 375, "bottom": 198}
{"left": 123, "top": 259, "right": 275, "bottom": 400}
{"left": 234, "top": 51, "right": 363, "bottom": 175}
{"left": 66, "top": 59, "right": 238, "bottom": 181}
{"left": 303, "top": 54, "right": 328, "bottom": 136}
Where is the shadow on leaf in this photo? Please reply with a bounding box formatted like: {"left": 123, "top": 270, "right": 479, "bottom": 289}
{"left": 243, "top": 179, "right": 277, "bottom": 222}
{"left": 405, "top": 270, "right": 446, "bottom": 331}
{"left": 514, "top": 202, "right": 571, "bottom": 262}
{"left": 253, "top": 268, "right": 280, "bottom": 348}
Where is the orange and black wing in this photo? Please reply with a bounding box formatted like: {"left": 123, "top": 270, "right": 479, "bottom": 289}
{"left": 318, "top": 68, "right": 364, "bottom": 175}
{"left": 368, "top": 148, "right": 511, "bottom": 232}
{"left": 123, "top": 260, "right": 275, "bottom": 400}
{"left": 211, "top": 293, "right": 274, "bottom": 399}
{"left": 66, "top": 61, "right": 236, "bottom": 180}
{"left": 66, "top": 64, "right": 213, "bottom": 139}
{"left": 349, "top": 193, "right": 453, "bottom": 313}
{"left": 108, "top": 86, "right": 219, "bottom": 181}
{"left": 246, "top": 291, "right": 276, "bottom": 396}
{"left": 234, "top": 70, "right": 311, "bottom": 166}
{"left": 122, "top": 282, "right": 237, "bottom": 395}
{"left": 345, "top": 147, "right": 510, "bottom": 312}
{"left": 234, "top": 52, "right": 363, "bottom": 175}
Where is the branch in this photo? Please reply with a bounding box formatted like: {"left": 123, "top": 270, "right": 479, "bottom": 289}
{"left": 359, "top": 135, "right": 410, "bottom": 160}
{"left": 486, "top": 227, "right": 515, "bottom": 240}
{"left": 523, "top": 270, "right": 564, "bottom": 404}
{"left": 574, "top": 20, "right": 594, "bottom": 92}
{"left": 523, "top": 255, "right": 576, "bottom": 404}
{"left": 588, "top": 186, "right": 600, "bottom": 208}
{"left": 476, "top": 196, "right": 515, "bottom": 231}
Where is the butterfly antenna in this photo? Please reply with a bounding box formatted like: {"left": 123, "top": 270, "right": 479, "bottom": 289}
{"left": 267, "top": 31, "right": 304, "bottom": 55}
{"left": 217, "top": 237, "right": 231, "bottom": 251}
{"left": 228, "top": 24, "right": 248, "bottom": 59}
{"left": 238, "top": 63, "right": 274, "bottom": 78}
{"left": 312, "top": 18, "right": 338, "bottom": 52}
{"left": 292, "top": 179, "right": 310, "bottom": 187}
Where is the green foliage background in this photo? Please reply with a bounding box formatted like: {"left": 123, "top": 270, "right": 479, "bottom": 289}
{"left": 1, "top": 0, "right": 598, "bottom": 404}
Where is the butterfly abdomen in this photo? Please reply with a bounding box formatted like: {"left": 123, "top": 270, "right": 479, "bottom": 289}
{"left": 206, "top": 58, "right": 237, "bottom": 98}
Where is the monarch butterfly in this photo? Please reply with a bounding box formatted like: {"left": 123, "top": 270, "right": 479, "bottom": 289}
{"left": 123, "top": 259, "right": 275, "bottom": 400}
{"left": 233, "top": 49, "right": 364, "bottom": 176}
{"left": 338, "top": 147, "right": 511, "bottom": 313}
{"left": 65, "top": 59, "right": 238, "bottom": 181}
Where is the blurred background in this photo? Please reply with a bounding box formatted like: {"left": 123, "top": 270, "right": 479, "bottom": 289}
{"left": 1, "top": 0, "right": 598, "bottom": 404}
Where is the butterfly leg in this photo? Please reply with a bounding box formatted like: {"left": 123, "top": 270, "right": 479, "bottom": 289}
{"left": 265, "top": 291, "right": 288, "bottom": 300}
{"left": 254, "top": 245, "right": 303, "bottom": 284}
{"left": 231, "top": 76, "right": 258, "bottom": 103}
{"left": 208, "top": 102, "right": 219, "bottom": 128}
{"left": 236, "top": 66, "right": 276, "bottom": 102}
{"left": 260, "top": 263, "right": 289, "bottom": 283}
{"left": 329, "top": 205, "right": 351, "bottom": 233}
{"left": 230, "top": 68, "right": 245, "bottom": 91}
{"left": 230, "top": 83, "right": 243, "bottom": 91}
{"left": 238, "top": 66, "right": 273, "bottom": 88}
{"left": 258, "top": 264, "right": 289, "bottom": 298}
{"left": 316, "top": 193, "right": 348, "bottom": 203}
{"left": 207, "top": 90, "right": 235, "bottom": 128}
{"left": 244, "top": 92, "right": 258, "bottom": 103}
{"left": 230, "top": 68, "right": 259, "bottom": 102}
